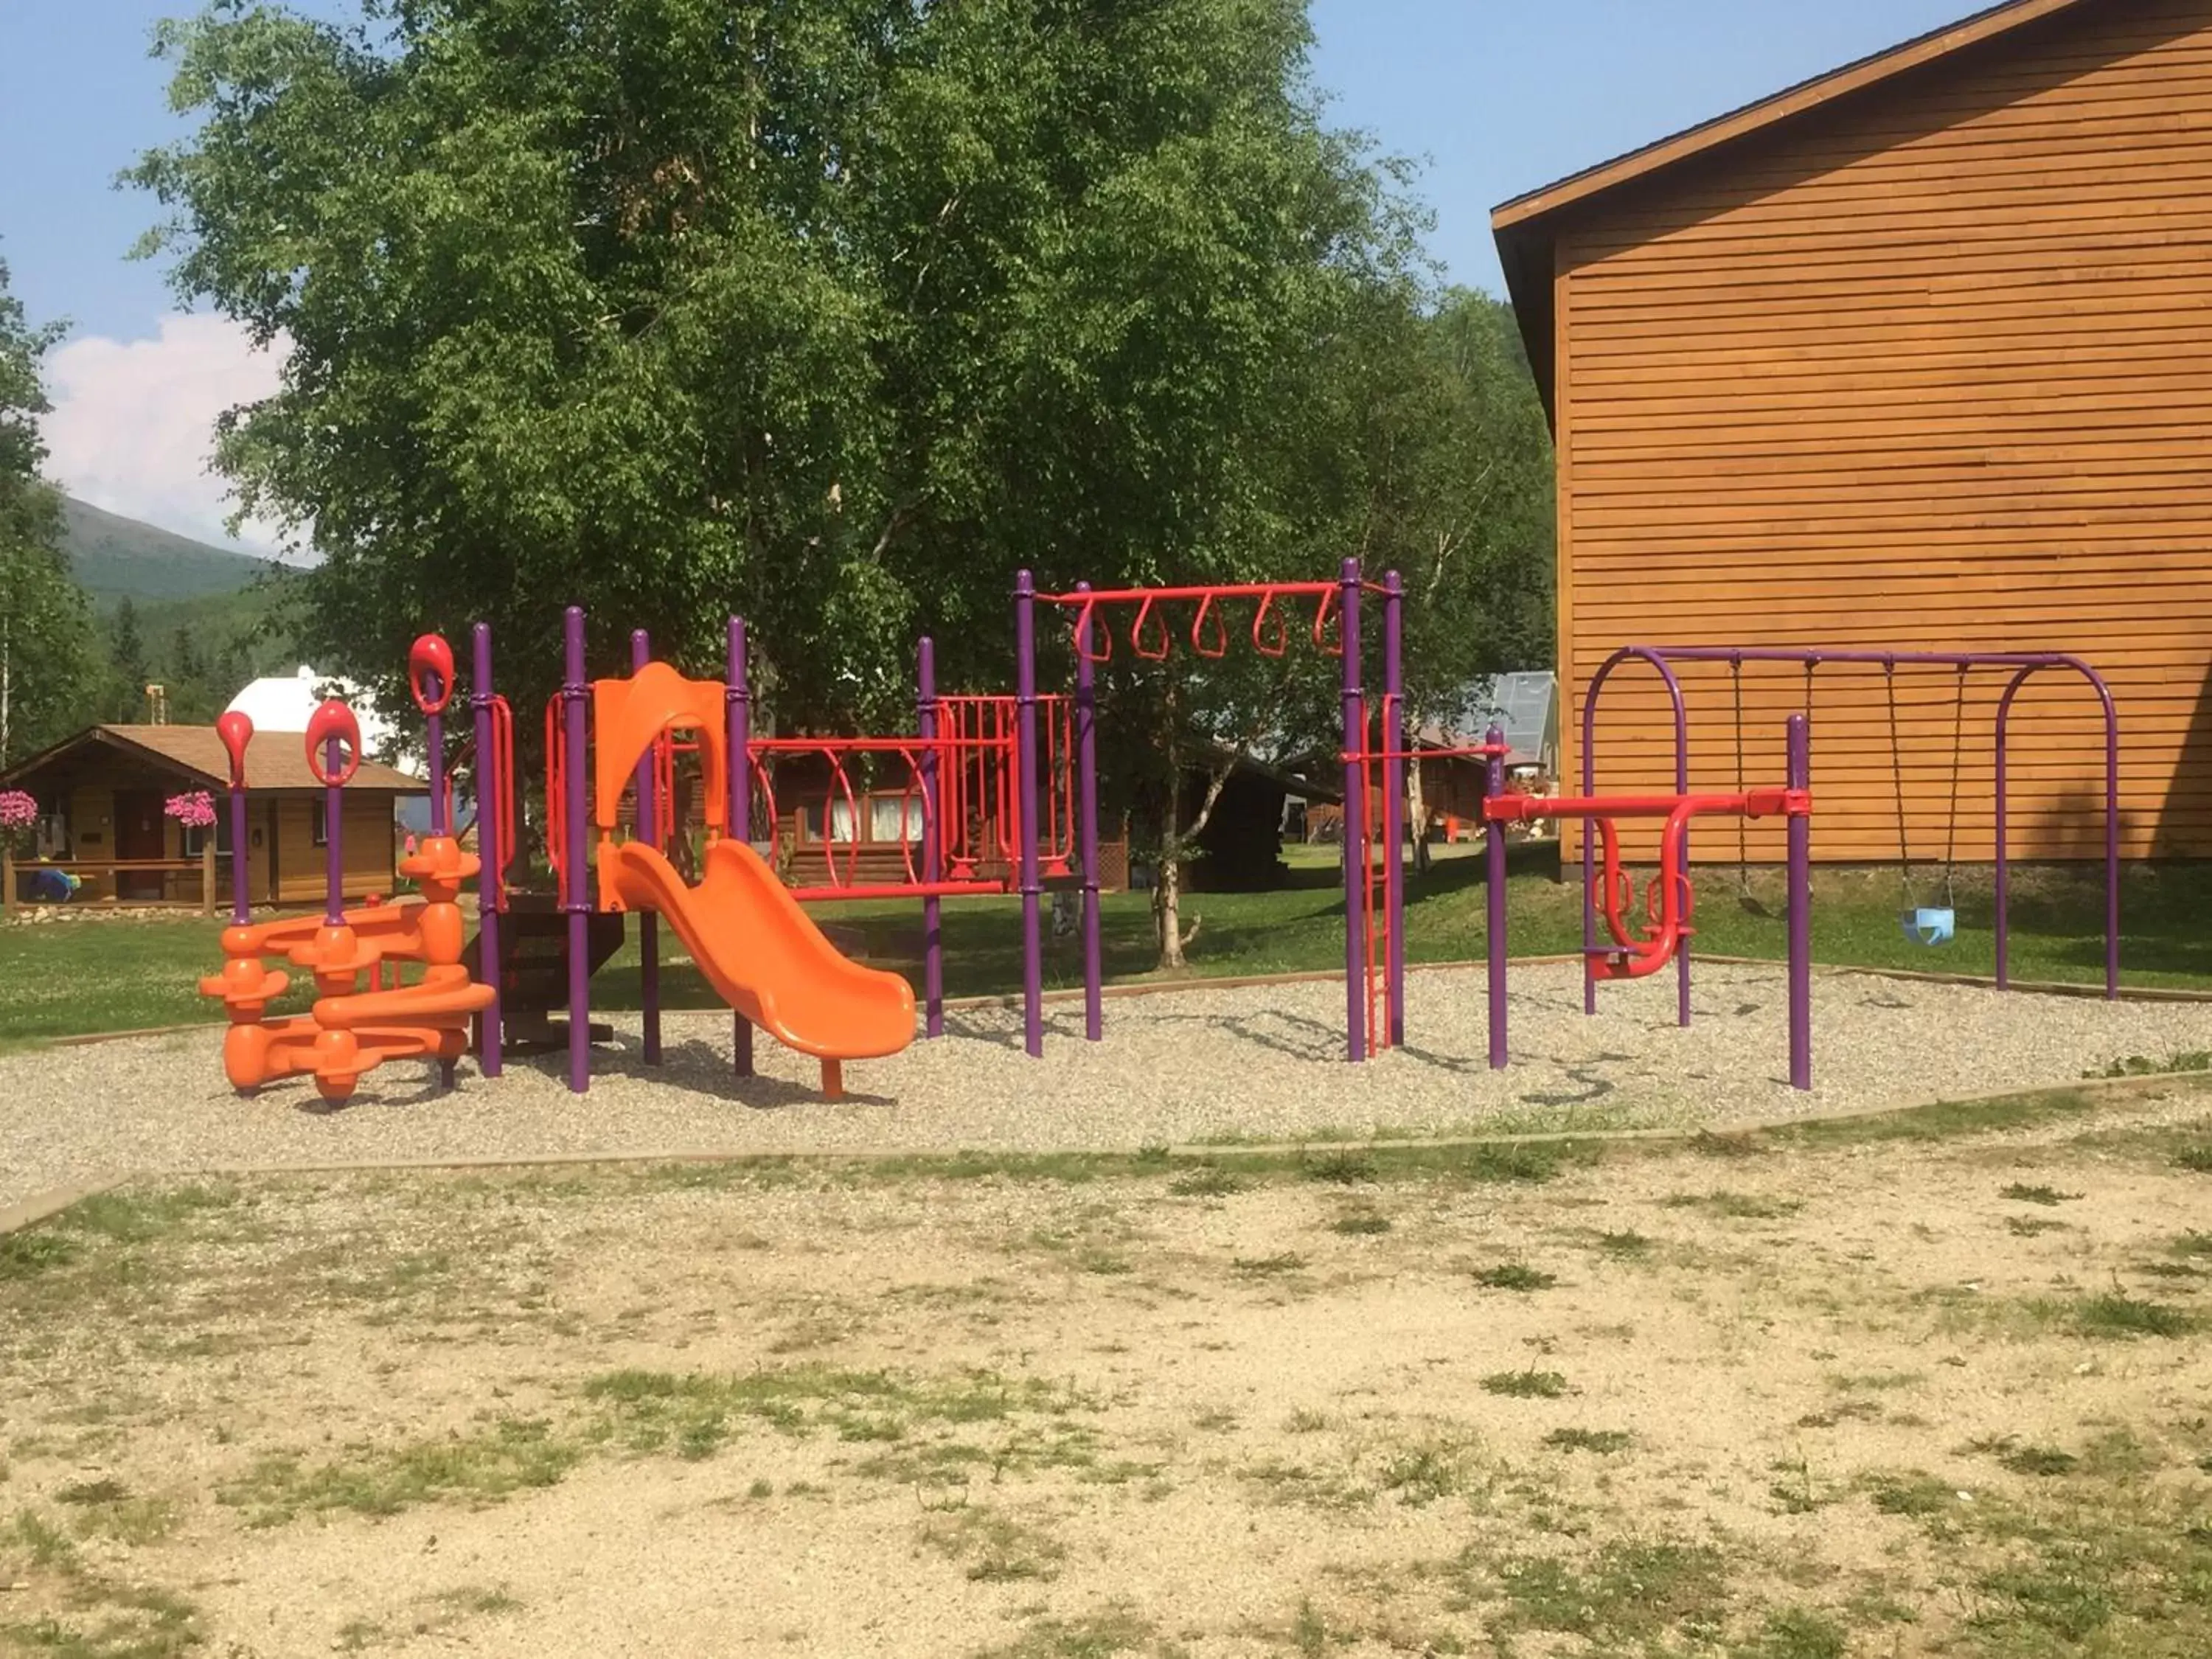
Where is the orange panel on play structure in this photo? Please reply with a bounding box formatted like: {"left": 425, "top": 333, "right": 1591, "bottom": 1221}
{"left": 592, "top": 663, "right": 729, "bottom": 834}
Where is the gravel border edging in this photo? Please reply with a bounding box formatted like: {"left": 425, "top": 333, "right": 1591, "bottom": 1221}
{"left": 26, "top": 952, "right": 2210, "bottom": 1054}
{"left": 4, "top": 1065, "right": 2205, "bottom": 1239}
{"left": 0, "top": 1174, "right": 134, "bottom": 1238}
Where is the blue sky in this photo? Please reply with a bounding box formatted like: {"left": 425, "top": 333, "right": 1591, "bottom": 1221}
{"left": 0, "top": 0, "right": 1978, "bottom": 543}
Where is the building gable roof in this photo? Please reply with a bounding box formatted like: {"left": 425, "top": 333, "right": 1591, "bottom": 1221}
{"left": 0, "top": 724, "right": 425, "bottom": 796}
{"left": 1489, "top": 0, "right": 2098, "bottom": 420}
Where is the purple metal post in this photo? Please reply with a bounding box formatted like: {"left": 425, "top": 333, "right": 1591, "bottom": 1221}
{"left": 1593, "top": 647, "right": 2121, "bottom": 1000}
{"left": 919, "top": 636, "right": 944, "bottom": 1038}
{"left": 1787, "top": 712, "right": 1812, "bottom": 1090}
{"left": 563, "top": 605, "right": 591, "bottom": 1094}
{"left": 1993, "top": 663, "right": 2121, "bottom": 998}
{"left": 1485, "top": 723, "right": 1509, "bottom": 1070}
{"left": 1382, "top": 571, "right": 1406, "bottom": 1048}
{"left": 322, "top": 733, "right": 345, "bottom": 926}
{"left": 470, "top": 622, "right": 502, "bottom": 1077}
{"left": 1581, "top": 648, "right": 1691, "bottom": 1022}
{"left": 227, "top": 782, "right": 249, "bottom": 923}
{"left": 630, "top": 629, "right": 661, "bottom": 1065}
{"left": 1075, "top": 582, "right": 1103, "bottom": 1041}
{"left": 727, "top": 616, "right": 754, "bottom": 1076}
{"left": 1015, "top": 571, "right": 1044, "bottom": 1058}
{"left": 1339, "top": 557, "right": 1366, "bottom": 1062}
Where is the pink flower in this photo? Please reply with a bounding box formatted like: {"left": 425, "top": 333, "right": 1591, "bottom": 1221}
{"left": 0, "top": 790, "right": 37, "bottom": 832}
{"left": 164, "top": 790, "right": 218, "bottom": 830}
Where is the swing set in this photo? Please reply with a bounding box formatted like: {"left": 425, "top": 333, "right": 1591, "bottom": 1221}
{"left": 1584, "top": 644, "right": 2121, "bottom": 1026}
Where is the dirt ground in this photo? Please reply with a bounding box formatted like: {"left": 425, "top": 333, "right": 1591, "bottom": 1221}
{"left": 2, "top": 1082, "right": 2210, "bottom": 1658}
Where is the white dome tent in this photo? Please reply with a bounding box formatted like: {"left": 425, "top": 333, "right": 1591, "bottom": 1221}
{"left": 223, "top": 666, "right": 419, "bottom": 773}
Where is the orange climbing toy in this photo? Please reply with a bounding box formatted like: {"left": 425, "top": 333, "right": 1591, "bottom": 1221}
{"left": 200, "top": 669, "right": 494, "bottom": 1104}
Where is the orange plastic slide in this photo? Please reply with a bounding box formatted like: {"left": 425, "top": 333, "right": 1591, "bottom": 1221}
{"left": 600, "top": 838, "right": 916, "bottom": 1093}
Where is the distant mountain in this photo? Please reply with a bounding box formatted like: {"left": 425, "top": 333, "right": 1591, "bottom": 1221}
{"left": 60, "top": 495, "right": 280, "bottom": 609}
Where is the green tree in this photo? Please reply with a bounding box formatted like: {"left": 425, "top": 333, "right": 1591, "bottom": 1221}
{"left": 1336, "top": 288, "right": 1554, "bottom": 867}
{"left": 0, "top": 251, "right": 100, "bottom": 768}
{"left": 131, "top": 2, "right": 1427, "bottom": 867}
{"left": 108, "top": 597, "right": 150, "bottom": 721}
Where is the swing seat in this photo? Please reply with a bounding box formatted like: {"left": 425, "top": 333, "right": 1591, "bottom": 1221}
{"left": 1901, "top": 907, "right": 1955, "bottom": 946}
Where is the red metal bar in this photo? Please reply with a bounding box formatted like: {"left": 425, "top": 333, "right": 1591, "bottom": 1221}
{"left": 788, "top": 880, "right": 1006, "bottom": 902}
{"left": 1486, "top": 789, "right": 1807, "bottom": 822}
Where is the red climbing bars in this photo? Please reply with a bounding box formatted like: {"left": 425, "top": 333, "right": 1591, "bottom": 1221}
{"left": 1034, "top": 582, "right": 1345, "bottom": 664}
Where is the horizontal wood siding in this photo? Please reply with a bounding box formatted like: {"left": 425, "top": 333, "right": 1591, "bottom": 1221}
{"left": 271, "top": 795, "right": 397, "bottom": 905}
{"left": 1557, "top": 0, "right": 2212, "bottom": 863}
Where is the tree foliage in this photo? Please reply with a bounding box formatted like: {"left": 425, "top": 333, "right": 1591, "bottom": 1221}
{"left": 132, "top": 0, "right": 1554, "bottom": 960}
{"left": 0, "top": 252, "right": 101, "bottom": 769}
{"left": 133, "top": 2, "right": 1429, "bottom": 701}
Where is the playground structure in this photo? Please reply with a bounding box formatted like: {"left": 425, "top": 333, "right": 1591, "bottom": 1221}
{"left": 1580, "top": 647, "right": 2122, "bottom": 1030}
{"left": 198, "top": 640, "right": 495, "bottom": 1103}
{"left": 1012, "top": 560, "right": 1816, "bottom": 1087}
{"left": 524, "top": 609, "right": 1083, "bottom": 1099}
{"left": 189, "top": 577, "right": 2126, "bottom": 1113}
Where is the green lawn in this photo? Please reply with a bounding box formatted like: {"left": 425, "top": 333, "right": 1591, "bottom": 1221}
{"left": 3, "top": 853, "right": 2205, "bottom": 1047}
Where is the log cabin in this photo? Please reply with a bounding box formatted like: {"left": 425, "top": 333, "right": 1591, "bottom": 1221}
{"left": 1, "top": 724, "right": 425, "bottom": 911}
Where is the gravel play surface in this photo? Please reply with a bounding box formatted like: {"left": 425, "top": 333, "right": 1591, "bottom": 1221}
{"left": 1, "top": 961, "right": 2204, "bottom": 1209}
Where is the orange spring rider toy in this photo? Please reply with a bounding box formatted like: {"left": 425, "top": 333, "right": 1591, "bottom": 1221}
{"left": 198, "top": 636, "right": 495, "bottom": 1103}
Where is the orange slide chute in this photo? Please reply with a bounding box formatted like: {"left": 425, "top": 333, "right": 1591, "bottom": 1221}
{"left": 599, "top": 838, "right": 916, "bottom": 1094}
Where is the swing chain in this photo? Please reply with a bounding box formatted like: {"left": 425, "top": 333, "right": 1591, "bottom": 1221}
{"left": 1883, "top": 659, "right": 1918, "bottom": 908}
{"left": 1941, "top": 664, "right": 1968, "bottom": 912}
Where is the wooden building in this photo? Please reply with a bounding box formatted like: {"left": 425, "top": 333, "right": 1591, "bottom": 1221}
{"left": 1, "top": 725, "right": 425, "bottom": 911}
{"left": 1493, "top": 0, "right": 2212, "bottom": 861}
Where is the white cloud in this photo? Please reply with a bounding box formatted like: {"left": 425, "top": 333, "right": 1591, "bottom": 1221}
{"left": 41, "top": 313, "right": 293, "bottom": 554}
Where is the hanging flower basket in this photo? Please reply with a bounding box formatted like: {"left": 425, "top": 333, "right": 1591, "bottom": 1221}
{"left": 0, "top": 789, "right": 36, "bottom": 858}
{"left": 164, "top": 790, "right": 218, "bottom": 831}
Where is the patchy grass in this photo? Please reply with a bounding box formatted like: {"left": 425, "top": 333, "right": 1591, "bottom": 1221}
{"left": 220, "top": 1418, "right": 579, "bottom": 1526}
{"left": 1166, "top": 1166, "right": 1243, "bottom": 1198}
{"left": 582, "top": 1364, "right": 1085, "bottom": 1469}
{"left": 1471, "top": 1262, "right": 1557, "bottom": 1293}
{"left": 1477, "top": 1539, "right": 1731, "bottom": 1646}
{"left": 1231, "top": 1252, "right": 1309, "bottom": 1279}
{"left": 1660, "top": 1190, "right": 1803, "bottom": 1221}
{"left": 1543, "top": 1427, "right": 1632, "bottom": 1455}
{"left": 975, "top": 1605, "right": 1158, "bottom": 1658}
{"left": 2000, "top": 1183, "right": 2084, "bottom": 1207}
{"left": 1594, "top": 1228, "right": 1654, "bottom": 1259}
{"left": 918, "top": 1505, "right": 1066, "bottom": 1583}
{"left": 1481, "top": 1370, "right": 1569, "bottom": 1400}
{"left": 1328, "top": 1211, "right": 1392, "bottom": 1237}
{"left": 2058, "top": 1293, "right": 2199, "bottom": 1340}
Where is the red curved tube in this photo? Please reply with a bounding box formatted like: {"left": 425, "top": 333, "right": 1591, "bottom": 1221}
{"left": 304, "top": 700, "right": 362, "bottom": 786}
{"left": 1251, "top": 591, "right": 1289, "bottom": 658}
{"left": 1191, "top": 594, "right": 1228, "bottom": 659}
{"left": 1311, "top": 586, "right": 1342, "bottom": 658}
{"left": 1131, "top": 594, "right": 1172, "bottom": 661}
{"left": 216, "top": 710, "right": 253, "bottom": 789}
{"left": 1071, "top": 597, "right": 1112, "bottom": 665}
{"left": 408, "top": 634, "right": 456, "bottom": 714}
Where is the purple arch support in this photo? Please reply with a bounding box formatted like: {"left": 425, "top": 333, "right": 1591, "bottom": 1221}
{"left": 1585, "top": 646, "right": 2121, "bottom": 1000}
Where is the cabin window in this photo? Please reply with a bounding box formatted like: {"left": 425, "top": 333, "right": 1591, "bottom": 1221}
{"left": 179, "top": 813, "right": 233, "bottom": 859}
{"left": 871, "top": 795, "right": 924, "bottom": 844}
{"left": 312, "top": 800, "right": 328, "bottom": 847}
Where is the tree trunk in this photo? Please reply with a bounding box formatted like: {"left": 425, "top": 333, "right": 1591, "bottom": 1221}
{"left": 1152, "top": 681, "right": 1238, "bottom": 973}
{"left": 1405, "top": 752, "right": 1430, "bottom": 874}
{"left": 1155, "top": 684, "right": 1189, "bottom": 968}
